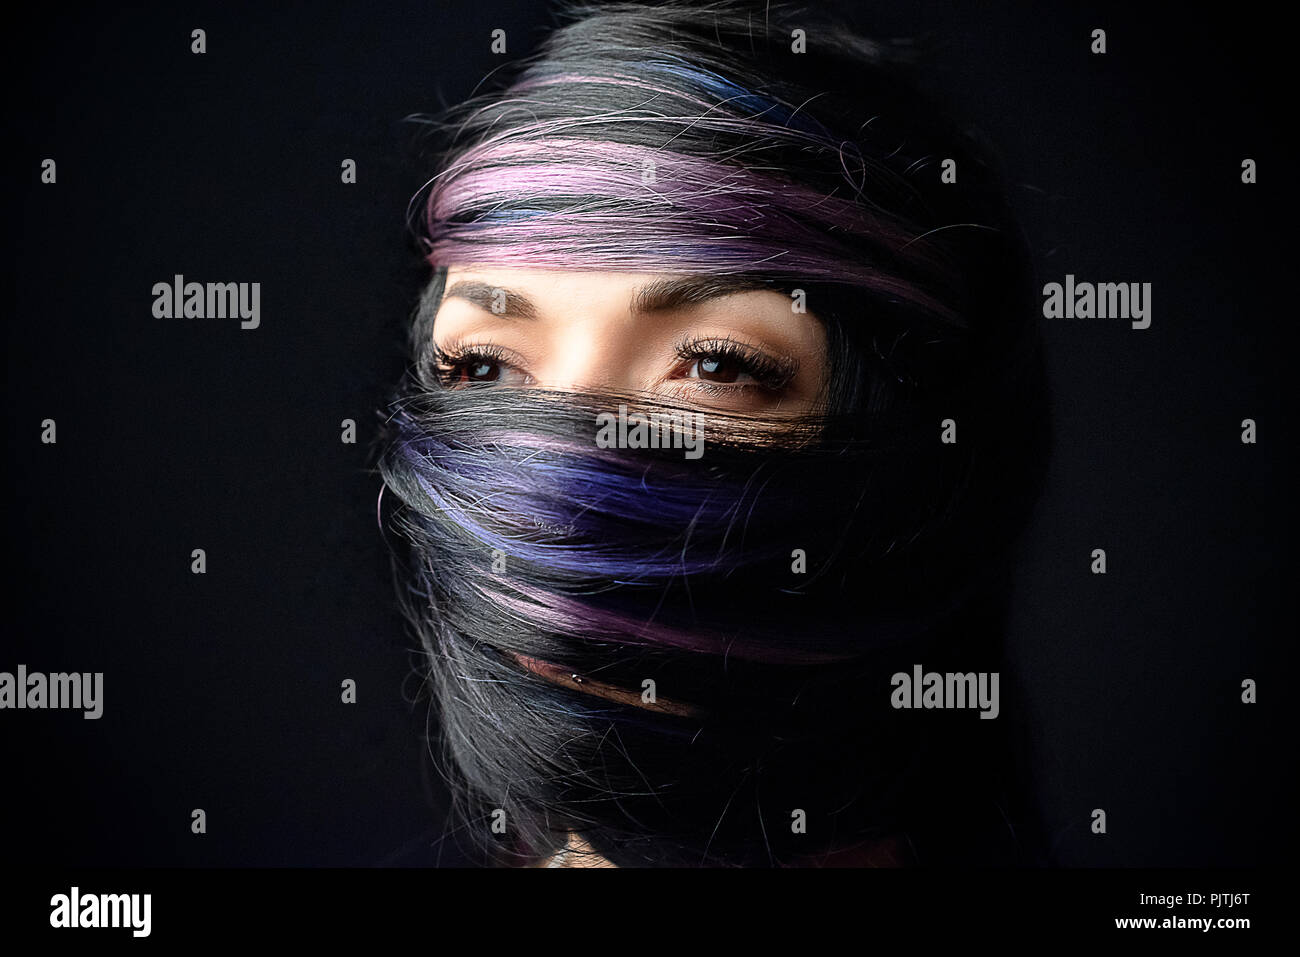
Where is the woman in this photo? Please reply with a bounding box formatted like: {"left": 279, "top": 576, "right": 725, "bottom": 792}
{"left": 379, "top": 0, "right": 1050, "bottom": 867}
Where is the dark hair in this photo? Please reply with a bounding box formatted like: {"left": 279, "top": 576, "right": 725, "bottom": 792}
{"left": 380, "top": 0, "right": 1050, "bottom": 866}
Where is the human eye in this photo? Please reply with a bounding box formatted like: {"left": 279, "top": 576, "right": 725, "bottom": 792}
{"left": 432, "top": 342, "right": 534, "bottom": 388}
{"left": 670, "top": 335, "right": 798, "bottom": 395}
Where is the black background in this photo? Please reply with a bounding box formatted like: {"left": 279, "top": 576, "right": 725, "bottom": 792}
{"left": 4, "top": 0, "right": 1292, "bottom": 868}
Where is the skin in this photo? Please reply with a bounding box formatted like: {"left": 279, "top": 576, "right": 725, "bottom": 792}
{"left": 539, "top": 833, "right": 618, "bottom": 869}
{"left": 432, "top": 266, "right": 831, "bottom": 867}
{"left": 430, "top": 266, "right": 830, "bottom": 415}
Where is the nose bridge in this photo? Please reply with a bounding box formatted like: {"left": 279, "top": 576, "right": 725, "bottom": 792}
{"left": 544, "top": 302, "right": 639, "bottom": 393}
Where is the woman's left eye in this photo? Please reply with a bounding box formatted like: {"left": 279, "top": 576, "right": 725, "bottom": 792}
{"left": 674, "top": 340, "right": 795, "bottom": 392}
{"left": 686, "top": 355, "right": 755, "bottom": 384}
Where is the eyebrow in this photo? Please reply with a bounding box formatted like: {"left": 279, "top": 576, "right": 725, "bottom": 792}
{"left": 443, "top": 280, "right": 540, "bottom": 319}
{"left": 631, "top": 275, "right": 777, "bottom": 313}
{"left": 443, "top": 275, "right": 778, "bottom": 321}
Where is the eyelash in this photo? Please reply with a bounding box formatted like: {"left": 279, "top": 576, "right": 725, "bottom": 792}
{"left": 432, "top": 337, "right": 796, "bottom": 391}
{"left": 432, "top": 341, "right": 523, "bottom": 387}
{"left": 672, "top": 336, "right": 796, "bottom": 391}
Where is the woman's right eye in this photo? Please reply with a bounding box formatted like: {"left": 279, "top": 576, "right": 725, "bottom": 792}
{"left": 454, "top": 358, "right": 503, "bottom": 383}
{"left": 434, "top": 346, "right": 533, "bottom": 388}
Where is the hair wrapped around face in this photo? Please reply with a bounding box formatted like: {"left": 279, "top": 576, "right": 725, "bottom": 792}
{"left": 381, "top": 0, "right": 1050, "bottom": 866}
{"left": 378, "top": 374, "right": 1042, "bottom": 865}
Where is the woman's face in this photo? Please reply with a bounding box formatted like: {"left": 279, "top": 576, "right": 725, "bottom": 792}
{"left": 429, "top": 265, "right": 832, "bottom": 867}
{"left": 430, "top": 266, "right": 829, "bottom": 415}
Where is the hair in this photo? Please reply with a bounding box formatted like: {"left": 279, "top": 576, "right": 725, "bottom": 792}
{"left": 379, "top": 0, "right": 1051, "bottom": 867}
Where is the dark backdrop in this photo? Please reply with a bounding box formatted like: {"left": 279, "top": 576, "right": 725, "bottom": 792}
{"left": 4, "top": 0, "right": 1292, "bottom": 867}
